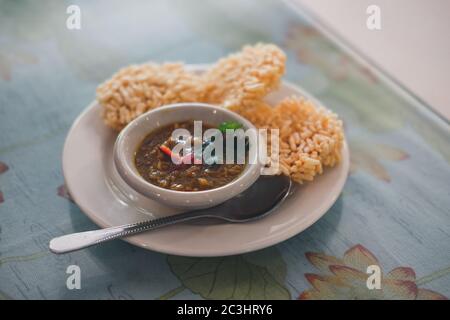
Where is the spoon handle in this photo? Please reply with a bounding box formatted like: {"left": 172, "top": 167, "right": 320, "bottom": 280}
{"left": 49, "top": 211, "right": 201, "bottom": 254}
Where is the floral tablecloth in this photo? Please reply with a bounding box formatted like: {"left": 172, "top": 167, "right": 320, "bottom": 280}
{"left": 0, "top": 0, "right": 449, "bottom": 300}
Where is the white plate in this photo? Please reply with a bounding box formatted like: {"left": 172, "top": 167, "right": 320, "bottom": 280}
{"left": 63, "top": 69, "right": 349, "bottom": 257}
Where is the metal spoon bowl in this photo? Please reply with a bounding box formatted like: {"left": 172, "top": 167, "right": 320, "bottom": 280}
{"left": 49, "top": 175, "right": 292, "bottom": 254}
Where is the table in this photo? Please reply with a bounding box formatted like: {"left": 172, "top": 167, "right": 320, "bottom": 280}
{"left": 0, "top": 0, "right": 449, "bottom": 300}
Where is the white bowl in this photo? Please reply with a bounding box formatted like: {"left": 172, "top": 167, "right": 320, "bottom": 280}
{"left": 113, "top": 103, "right": 262, "bottom": 209}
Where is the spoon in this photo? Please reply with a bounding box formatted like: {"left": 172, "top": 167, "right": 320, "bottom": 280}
{"left": 49, "top": 175, "right": 292, "bottom": 254}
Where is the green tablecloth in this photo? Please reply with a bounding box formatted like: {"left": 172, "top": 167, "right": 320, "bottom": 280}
{"left": 0, "top": 0, "right": 449, "bottom": 300}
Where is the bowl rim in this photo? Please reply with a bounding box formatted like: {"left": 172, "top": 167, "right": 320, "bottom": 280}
{"left": 113, "top": 102, "right": 262, "bottom": 197}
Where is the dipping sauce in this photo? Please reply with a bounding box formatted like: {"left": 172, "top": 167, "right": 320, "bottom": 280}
{"left": 135, "top": 121, "right": 246, "bottom": 191}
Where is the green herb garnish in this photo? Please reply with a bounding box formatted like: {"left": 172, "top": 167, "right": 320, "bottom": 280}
{"left": 218, "top": 121, "right": 243, "bottom": 133}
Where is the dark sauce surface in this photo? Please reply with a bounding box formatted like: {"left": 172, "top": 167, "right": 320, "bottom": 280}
{"left": 135, "top": 121, "right": 246, "bottom": 191}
